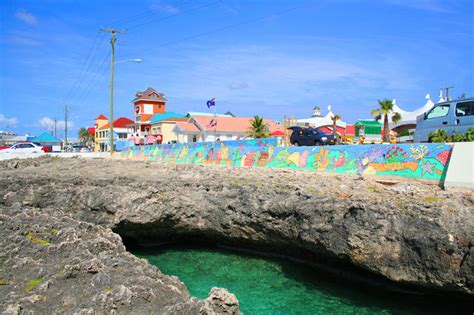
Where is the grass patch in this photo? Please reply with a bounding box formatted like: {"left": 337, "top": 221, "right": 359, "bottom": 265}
{"left": 0, "top": 277, "right": 8, "bottom": 286}
{"left": 423, "top": 197, "right": 440, "bottom": 202}
{"left": 367, "top": 186, "right": 377, "bottom": 191}
{"left": 24, "top": 278, "right": 43, "bottom": 293}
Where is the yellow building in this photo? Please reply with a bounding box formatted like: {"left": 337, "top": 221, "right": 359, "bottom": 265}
{"left": 94, "top": 116, "right": 134, "bottom": 152}
{"left": 149, "top": 112, "right": 187, "bottom": 144}
{"left": 93, "top": 115, "right": 108, "bottom": 152}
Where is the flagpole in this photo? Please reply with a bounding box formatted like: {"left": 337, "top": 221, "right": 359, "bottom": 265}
{"left": 213, "top": 103, "right": 217, "bottom": 142}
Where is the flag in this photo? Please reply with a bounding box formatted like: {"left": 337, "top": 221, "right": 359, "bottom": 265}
{"left": 206, "top": 98, "right": 216, "bottom": 108}
{"left": 207, "top": 119, "right": 217, "bottom": 128}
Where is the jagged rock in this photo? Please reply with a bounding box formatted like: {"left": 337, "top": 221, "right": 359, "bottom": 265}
{"left": 0, "top": 156, "right": 473, "bottom": 313}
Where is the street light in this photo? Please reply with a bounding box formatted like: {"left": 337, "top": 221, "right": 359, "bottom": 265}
{"left": 107, "top": 57, "right": 142, "bottom": 154}
{"left": 116, "top": 58, "right": 142, "bottom": 64}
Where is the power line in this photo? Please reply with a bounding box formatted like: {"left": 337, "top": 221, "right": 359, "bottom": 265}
{"left": 73, "top": 51, "right": 111, "bottom": 107}
{"left": 123, "top": 2, "right": 312, "bottom": 57}
{"left": 61, "top": 31, "right": 103, "bottom": 105}
{"left": 126, "top": 1, "right": 219, "bottom": 30}
{"left": 66, "top": 32, "right": 108, "bottom": 105}
{"left": 108, "top": 0, "right": 190, "bottom": 27}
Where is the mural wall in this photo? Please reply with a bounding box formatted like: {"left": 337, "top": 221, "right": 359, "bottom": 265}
{"left": 116, "top": 139, "right": 453, "bottom": 182}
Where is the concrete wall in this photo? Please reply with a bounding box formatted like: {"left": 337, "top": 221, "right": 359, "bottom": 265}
{"left": 117, "top": 139, "right": 453, "bottom": 183}
{"left": 443, "top": 142, "right": 474, "bottom": 188}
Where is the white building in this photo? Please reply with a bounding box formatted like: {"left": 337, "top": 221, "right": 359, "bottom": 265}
{"left": 390, "top": 94, "right": 437, "bottom": 135}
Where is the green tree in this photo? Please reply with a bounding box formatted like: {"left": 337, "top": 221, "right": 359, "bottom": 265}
{"left": 78, "top": 127, "right": 94, "bottom": 147}
{"left": 247, "top": 115, "right": 270, "bottom": 139}
{"left": 370, "top": 99, "right": 402, "bottom": 142}
{"left": 330, "top": 114, "right": 342, "bottom": 140}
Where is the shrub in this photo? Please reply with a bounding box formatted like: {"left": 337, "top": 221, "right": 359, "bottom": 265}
{"left": 428, "top": 128, "right": 474, "bottom": 143}
{"left": 428, "top": 130, "right": 449, "bottom": 142}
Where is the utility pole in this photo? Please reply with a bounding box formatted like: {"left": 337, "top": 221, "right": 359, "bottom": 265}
{"left": 64, "top": 105, "right": 68, "bottom": 150}
{"left": 101, "top": 27, "right": 126, "bottom": 154}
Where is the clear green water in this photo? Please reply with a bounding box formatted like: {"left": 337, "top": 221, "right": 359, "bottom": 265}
{"left": 134, "top": 246, "right": 470, "bottom": 315}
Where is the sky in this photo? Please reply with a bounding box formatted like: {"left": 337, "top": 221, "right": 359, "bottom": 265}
{"left": 1, "top": 0, "right": 473, "bottom": 137}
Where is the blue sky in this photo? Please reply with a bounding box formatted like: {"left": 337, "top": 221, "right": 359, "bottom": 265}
{"left": 1, "top": 0, "right": 473, "bottom": 137}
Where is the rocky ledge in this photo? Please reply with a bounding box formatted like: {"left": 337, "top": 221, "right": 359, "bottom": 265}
{"left": 0, "top": 157, "right": 473, "bottom": 312}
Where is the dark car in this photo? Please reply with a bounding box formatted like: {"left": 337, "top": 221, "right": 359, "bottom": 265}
{"left": 289, "top": 127, "right": 336, "bottom": 146}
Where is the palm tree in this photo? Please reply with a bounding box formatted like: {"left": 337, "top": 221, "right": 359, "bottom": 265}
{"left": 370, "top": 99, "right": 402, "bottom": 142}
{"left": 78, "top": 127, "right": 93, "bottom": 147}
{"left": 330, "top": 114, "right": 342, "bottom": 140}
{"left": 247, "top": 115, "right": 270, "bottom": 139}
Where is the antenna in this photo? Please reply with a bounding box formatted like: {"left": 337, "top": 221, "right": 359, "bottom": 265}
{"left": 441, "top": 86, "right": 454, "bottom": 101}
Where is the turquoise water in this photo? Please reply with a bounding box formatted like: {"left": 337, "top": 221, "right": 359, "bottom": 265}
{"left": 134, "top": 246, "right": 470, "bottom": 314}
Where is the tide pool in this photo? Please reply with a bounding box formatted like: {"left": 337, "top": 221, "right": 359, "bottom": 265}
{"left": 134, "top": 246, "right": 467, "bottom": 314}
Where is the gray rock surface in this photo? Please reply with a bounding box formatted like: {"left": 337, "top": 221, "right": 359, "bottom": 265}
{"left": 0, "top": 156, "right": 472, "bottom": 312}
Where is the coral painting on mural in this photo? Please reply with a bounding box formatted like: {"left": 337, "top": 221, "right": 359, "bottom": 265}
{"left": 117, "top": 140, "right": 452, "bottom": 182}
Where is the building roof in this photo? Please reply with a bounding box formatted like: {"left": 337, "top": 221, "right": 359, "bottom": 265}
{"left": 174, "top": 122, "right": 200, "bottom": 132}
{"left": 95, "top": 114, "right": 107, "bottom": 120}
{"left": 99, "top": 117, "right": 134, "bottom": 130}
{"left": 87, "top": 127, "right": 95, "bottom": 136}
{"left": 297, "top": 105, "right": 347, "bottom": 128}
{"left": 28, "top": 132, "right": 62, "bottom": 143}
{"left": 390, "top": 94, "right": 436, "bottom": 128}
{"left": 132, "top": 87, "right": 168, "bottom": 103}
{"left": 162, "top": 117, "right": 188, "bottom": 123}
{"left": 150, "top": 112, "right": 185, "bottom": 124}
{"left": 355, "top": 120, "right": 382, "bottom": 126}
{"left": 191, "top": 115, "right": 279, "bottom": 133}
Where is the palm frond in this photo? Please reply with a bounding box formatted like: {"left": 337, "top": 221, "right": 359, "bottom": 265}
{"left": 370, "top": 109, "right": 380, "bottom": 116}
{"left": 392, "top": 112, "right": 402, "bottom": 124}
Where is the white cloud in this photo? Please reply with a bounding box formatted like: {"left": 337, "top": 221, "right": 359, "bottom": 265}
{"left": 38, "top": 117, "right": 74, "bottom": 130}
{"left": 0, "top": 114, "right": 18, "bottom": 127}
{"left": 15, "top": 9, "right": 38, "bottom": 26}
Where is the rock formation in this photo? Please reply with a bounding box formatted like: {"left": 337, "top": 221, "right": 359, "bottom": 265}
{"left": 0, "top": 157, "right": 472, "bottom": 312}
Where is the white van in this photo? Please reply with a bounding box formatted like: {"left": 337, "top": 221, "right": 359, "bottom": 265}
{"left": 414, "top": 98, "right": 474, "bottom": 142}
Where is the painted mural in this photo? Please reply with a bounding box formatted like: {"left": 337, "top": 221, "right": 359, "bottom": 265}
{"left": 116, "top": 139, "right": 453, "bottom": 182}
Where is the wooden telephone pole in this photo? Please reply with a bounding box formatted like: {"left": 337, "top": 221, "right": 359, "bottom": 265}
{"left": 101, "top": 28, "right": 126, "bottom": 154}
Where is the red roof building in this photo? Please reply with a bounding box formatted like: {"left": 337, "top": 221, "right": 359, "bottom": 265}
{"left": 95, "top": 114, "right": 108, "bottom": 120}
{"left": 130, "top": 87, "right": 168, "bottom": 136}
{"left": 173, "top": 115, "right": 281, "bottom": 143}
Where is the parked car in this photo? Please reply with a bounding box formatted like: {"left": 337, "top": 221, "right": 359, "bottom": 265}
{"left": 0, "top": 146, "right": 10, "bottom": 151}
{"left": 414, "top": 98, "right": 474, "bottom": 142}
{"left": 289, "top": 126, "right": 336, "bottom": 146}
{"left": 2, "top": 142, "right": 47, "bottom": 154}
{"left": 32, "top": 142, "right": 51, "bottom": 152}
